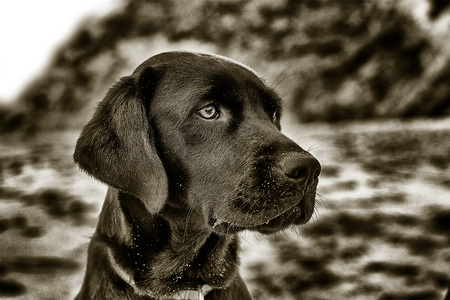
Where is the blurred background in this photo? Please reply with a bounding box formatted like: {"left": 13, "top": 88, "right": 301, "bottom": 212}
{"left": 0, "top": 0, "right": 449, "bottom": 299}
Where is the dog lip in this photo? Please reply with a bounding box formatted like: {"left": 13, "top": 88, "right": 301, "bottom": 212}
{"left": 209, "top": 196, "right": 314, "bottom": 234}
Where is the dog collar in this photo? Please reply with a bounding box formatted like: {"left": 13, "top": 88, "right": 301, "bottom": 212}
{"left": 107, "top": 248, "right": 212, "bottom": 299}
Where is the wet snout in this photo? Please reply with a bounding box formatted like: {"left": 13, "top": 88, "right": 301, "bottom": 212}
{"left": 278, "top": 152, "right": 321, "bottom": 189}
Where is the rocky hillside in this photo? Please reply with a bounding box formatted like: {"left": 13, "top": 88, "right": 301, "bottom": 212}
{"left": 1, "top": 0, "right": 449, "bottom": 133}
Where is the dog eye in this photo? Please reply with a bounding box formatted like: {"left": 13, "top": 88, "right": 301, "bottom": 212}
{"left": 272, "top": 110, "right": 279, "bottom": 122}
{"left": 197, "top": 104, "right": 220, "bottom": 120}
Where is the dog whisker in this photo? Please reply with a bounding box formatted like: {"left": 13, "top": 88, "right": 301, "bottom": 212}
{"left": 312, "top": 208, "right": 320, "bottom": 223}
{"left": 238, "top": 233, "right": 254, "bottom": 247}
{"left": 315, "top": 194, "right": 327, "bottom": 209}
{"left": 262, "top": 233, "right": 271, "bottom": 242}
{"left": 183, "top": 207, "right": 194, "bottom": 243}
{"left": 253, "top": 232, "right": 262, "bottom": 242}
{"left": 313, "top": 206, "right": 320, "bottom": 218}
{"left": 279, "top": 88, "right": 303, "bottom": 100}
{"left": 206, "top": 235, "right": 225, "bottom": 259}
{"left": 307, "top": 144, "right": 318, "bottom": 152}
{"left": 290, "top": 225, "right": 302, "bottom": 238}
{"left": 270, "top": 66, "right": 295, "bottom": 90}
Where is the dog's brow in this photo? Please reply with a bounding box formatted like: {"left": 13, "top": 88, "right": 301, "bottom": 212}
{"left": 259, "top": 88, "right": 282, "bottom": 112}
{"left": 205, "top": 81, "right": 243, "bottom": 108}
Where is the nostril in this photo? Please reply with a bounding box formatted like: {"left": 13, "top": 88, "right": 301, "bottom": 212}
{"left": 283, "top": 166, "right": 308, "bottom": 180}
{"left": 279, "top": 153, "right": 321, "bottom": 185}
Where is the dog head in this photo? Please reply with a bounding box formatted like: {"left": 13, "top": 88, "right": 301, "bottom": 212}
{"left": 74, "top": 51, "right": 320, "bottom": 235}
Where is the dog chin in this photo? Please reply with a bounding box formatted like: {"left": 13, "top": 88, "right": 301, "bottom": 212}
{"left": 209, "top": 198, "right": 315, "bottom": 235}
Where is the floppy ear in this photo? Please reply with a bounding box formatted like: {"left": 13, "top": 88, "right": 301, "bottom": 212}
{"left": 73, "top": 74, "right": 168, "bottom": 214}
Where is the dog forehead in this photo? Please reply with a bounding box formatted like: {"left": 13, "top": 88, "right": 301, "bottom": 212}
{"left": 136, "top": 51, "right": 261, "bottom": 81}
{"left": 193, "top": 52, "right": 260, "bottom": 75}
{"left": 139, "top": 51, "right": 281, "bottom": 123}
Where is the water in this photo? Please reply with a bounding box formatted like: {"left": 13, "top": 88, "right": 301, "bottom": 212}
{"left": 1, "top": 119, "right": 449, "bottom": 299}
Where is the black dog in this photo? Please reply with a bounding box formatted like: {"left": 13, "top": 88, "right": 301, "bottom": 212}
{"left": 74, "top": 51, "right": 321, "bottom": 299}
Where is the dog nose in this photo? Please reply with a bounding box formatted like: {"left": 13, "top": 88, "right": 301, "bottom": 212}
{"left": 278, "top": 152, "right": 321, "bottom": 187}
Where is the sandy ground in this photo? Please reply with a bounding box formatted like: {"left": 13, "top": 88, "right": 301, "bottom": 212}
{"left": 1, "top": 119, "right": 449, "bottom": 299}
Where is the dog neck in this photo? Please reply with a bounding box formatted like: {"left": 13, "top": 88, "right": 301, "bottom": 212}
{"left": 106, "top": 247, "right": 212, "bottom": 299}
{"left": 93, "top": 188, "right": 240, "bottom": 298}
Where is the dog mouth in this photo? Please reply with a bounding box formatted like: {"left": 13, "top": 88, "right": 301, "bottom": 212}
{"left": 209, "top": 195, "right": 315, "bottom": 235}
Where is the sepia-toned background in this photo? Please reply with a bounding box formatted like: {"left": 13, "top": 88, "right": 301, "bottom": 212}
{"left": 1, "top": 0, "right": 449, "bottom": 299}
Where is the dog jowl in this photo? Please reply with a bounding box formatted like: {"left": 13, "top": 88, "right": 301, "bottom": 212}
{"left": 73, "top": 51, "right": 321, "bottom": 299}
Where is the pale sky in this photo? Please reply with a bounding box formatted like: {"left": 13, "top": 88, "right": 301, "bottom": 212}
{"left": 0, "top": 0, "right": 120, "bottom": 103}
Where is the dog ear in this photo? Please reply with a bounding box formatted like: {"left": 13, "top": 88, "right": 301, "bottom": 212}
{"left": 73, "top": 73, "right": 168, "bottom": 214}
